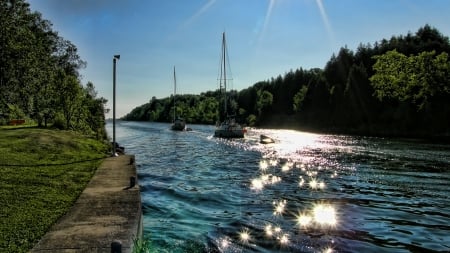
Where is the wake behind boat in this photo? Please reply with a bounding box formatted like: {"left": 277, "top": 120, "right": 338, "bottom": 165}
{"left": 214, "top": 32, "right": 245, "bottom": 138}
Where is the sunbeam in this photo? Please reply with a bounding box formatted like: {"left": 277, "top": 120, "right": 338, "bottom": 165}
{"left": 262, "top": 0, "right": 276, "bottom": 36}
{"left": 166, "top": 0, "right": 217, "bottom": 42}
{"left": 180, "top": 0, "right": 217, "bottom": 29}
{"left": 255, "top": 0, "right": 277, "bottom": 47}
{"left": 315, "top": 0, "right": 335, "bottom": 47}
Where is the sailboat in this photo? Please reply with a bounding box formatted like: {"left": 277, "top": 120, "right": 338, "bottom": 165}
{"left": 214, "top": 32, "right": 245, "bottom": 138}
{"left": 171, "top": 66, "right": 186, "bottom": 131}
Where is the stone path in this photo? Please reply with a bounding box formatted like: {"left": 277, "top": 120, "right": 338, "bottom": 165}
{"left": 31, "top": 155, "right": 142, "bottom": 253}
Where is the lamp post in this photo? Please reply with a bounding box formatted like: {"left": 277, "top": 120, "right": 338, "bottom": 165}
{"left": 112, "top": 54, "right": 120, "bottom": 156}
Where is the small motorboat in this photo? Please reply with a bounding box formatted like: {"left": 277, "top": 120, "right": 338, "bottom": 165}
{"left": 260, "top": 134, "right": 275, "bottom": 144}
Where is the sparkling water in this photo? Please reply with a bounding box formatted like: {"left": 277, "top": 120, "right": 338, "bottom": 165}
{"left": 107, "top": 121, "right": 450, "bottom": 252}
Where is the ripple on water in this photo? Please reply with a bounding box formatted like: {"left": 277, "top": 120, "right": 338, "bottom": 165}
{"left": 107, "top": 121, "right": 450, "bottom": 252}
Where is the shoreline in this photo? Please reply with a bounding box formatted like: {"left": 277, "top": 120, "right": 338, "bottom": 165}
{"left": 31, "top": 155, "right": 142, "bottom": 253}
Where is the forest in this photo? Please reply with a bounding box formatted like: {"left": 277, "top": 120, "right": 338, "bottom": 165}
{"left": 0, "top": 0, "right": 107, "bottom": 139}
{"left": 124, "top": 25, "right": 450, "bottom": 138}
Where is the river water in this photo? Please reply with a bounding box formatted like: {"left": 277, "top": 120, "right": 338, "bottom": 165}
{"left": 106, "top": 121, "right": 450, "bottom": 252}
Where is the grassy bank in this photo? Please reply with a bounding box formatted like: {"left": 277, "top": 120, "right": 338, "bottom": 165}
{"left": 0, "top": 127, "right": 109, "bottom": 252}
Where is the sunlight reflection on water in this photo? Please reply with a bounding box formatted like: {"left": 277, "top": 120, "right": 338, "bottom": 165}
{"left": 107, "top": 121, "right": 450, "bottom": 252}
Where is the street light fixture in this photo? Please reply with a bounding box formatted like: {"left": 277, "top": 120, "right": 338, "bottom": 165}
{"left": 112, "top": 54, "right": 120, "bottom": 156}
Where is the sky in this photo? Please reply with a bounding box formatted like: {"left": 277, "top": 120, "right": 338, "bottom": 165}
{"left": 28, "top": 0, "right": 450, "bottom": 118}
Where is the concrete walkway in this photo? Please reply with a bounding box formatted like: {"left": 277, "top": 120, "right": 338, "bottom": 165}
{"left": 31, "top": 155, "right": 142, "bottom": 253}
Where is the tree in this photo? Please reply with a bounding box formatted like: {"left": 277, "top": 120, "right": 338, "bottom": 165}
{"left": 0, "top": 0, "right": 57, "bottom": 118}
{"left": 84, "top": 82, "right": 108, "bottom": 139}
{"left": 255, "top": 89, "right": 273, "bottom": 116}
{"left": 370, "top": 49, "right": 450, "bottom": 110}
{"left": 0, "top": 0, "right": 105, "bottom": 136}
{"left": 58, "top": 72, "right": 83, "bottom": 129}
{"left": 293, "top": 85, "right": 308, "bottom": 112}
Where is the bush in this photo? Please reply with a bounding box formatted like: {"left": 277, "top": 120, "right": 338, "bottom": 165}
{"left": 52, "top": 112, "right": 66, "bottom": 129}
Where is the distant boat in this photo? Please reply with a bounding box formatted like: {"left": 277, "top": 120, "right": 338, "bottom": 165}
{"left": 260, "top": 134, "right": 275, "bottom": 144}
{"left": 214, "top": 32, "right": 245, "bottom": 138}
{"left": 171, "top": 66, "right": 186, "bottom": 131}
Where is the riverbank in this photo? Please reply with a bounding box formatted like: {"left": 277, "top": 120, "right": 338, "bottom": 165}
{"left": 256, "top": 114, "right": 450, "bottom": 143}
{"left": 0, "top": 127, "right": 110, "bottom": 252}
{"left": 31, "top": 154, "right": 142, "bottom": 252}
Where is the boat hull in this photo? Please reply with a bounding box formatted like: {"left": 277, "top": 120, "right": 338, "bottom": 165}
{"left": 260, "top": 134, "right": 275, "bottom": 144}
{"left": 214, "top": 123, "right": 244, "bottom": 138}
{"left": 171, "top": 119, "right": 186, "bottom": 131}
{"left": 214, "top": 129, "right": 244, "bottom": 138}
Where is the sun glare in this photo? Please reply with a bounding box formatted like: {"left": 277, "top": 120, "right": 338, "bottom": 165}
{"left": 251, "top": 178, "right": 264, "bottom": 190}
{"left": 297, "top": 213, "right": 313, "bottom": 228}
{"left": 319, "top": 181, "right": 326, "bottom": 189}
{"left": 251, "top": 173, "right": 283, "bottom": 191}
{"left": 239, "top": 228, "right": 251, "bottom": 243}
{"left": 278, "top": 233, "right": 289, "bottom": 245}
{"left": 309, "top": 178, "right": 318, "bottom": 189}
{"left": 299, "top": 176, "right": 305, "bottom": 187}
{"left": 269, "top": 159, "right": 278, "bottom": 166}
{"left": 265, "top": 224, "right": 273, "bottom": 237}
{"left": 313, "top": 204, "right": 337, "bottom": 226}
{"left": 219, "top": 237, "right": 230, "bottom": 249}
{"left": 243, "top": 128, "right": 337, "bottom": 249}
{"left": 273, "top": 199, "right": 287, "bottom": 216}
{"left": 274, "top": 226, "right": 282, "bottom": 233}
{"left": 281, "top": 163, "right": 292, "bottom": 172}
{"left": 259, "top": 160, "right": 268, "bottom": 170}
{"left": 323, "top": 247, "right": 334, "bottom": 253}
{"left": 271, "top": 175, "right": 281, "bottom": 184}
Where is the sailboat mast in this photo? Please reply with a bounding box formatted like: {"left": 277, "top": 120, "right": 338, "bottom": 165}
{"left": 173, "top": 66, "right": 176, "bottom": 122}
{"left": 222, "top": 32, "right": 227, "bottom": 117}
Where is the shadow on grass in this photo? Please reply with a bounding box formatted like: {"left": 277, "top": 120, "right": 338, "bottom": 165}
{"left": 0, "top": 156, "right": 106, "bottom": 167}
{"left": 1, "top": 125, "right": 41, "bottom": 130}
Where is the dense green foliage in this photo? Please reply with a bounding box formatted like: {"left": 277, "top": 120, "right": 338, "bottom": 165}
{"left": 0, "top": 127, "right": 109, "bottom": 252}
{"left": 370, "top": 50, "right": 450, "bottom": 110}
{"left": 0, "top": 0, "right": 107, "bottom": 139}
{"left": 124, "top": 25, "right": 450, "bottom": 137}
{"left": 124, "top": 92, "right": 222, "bottom": 125}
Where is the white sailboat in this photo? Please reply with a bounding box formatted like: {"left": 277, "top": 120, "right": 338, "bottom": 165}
{"left": 171, "top": 66, "right": 186, "bottom": 131}
{"left": 214, "top": 32, "right": 245, "bottom": 138}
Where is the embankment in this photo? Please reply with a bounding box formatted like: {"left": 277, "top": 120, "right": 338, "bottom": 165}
{"left": 31, "top": 155, "right": 142, "bottom": 253}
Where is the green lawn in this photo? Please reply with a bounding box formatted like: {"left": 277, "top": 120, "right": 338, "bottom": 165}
{"left": 0, "top": 127, "right": 109, "bottom": 253}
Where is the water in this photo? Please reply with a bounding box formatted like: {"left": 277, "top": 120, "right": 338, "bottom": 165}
{"left": 107, "top": 121, "right": 450, "bottom": 252}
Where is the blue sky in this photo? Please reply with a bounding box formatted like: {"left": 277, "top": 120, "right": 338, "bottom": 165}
{"left": 28, "top": 0, "right": 450, "bottom": 118}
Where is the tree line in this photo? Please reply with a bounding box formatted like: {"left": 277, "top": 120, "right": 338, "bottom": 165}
{"left": 124, "top": 25, "right": 450, "bottom": 138}
{"left": 0, "top": 0, "right": 107, "bottom": 139}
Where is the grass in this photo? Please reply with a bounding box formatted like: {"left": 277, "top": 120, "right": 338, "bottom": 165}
{"left": 0, "top": 127, "right": 109, "bottom": 253}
